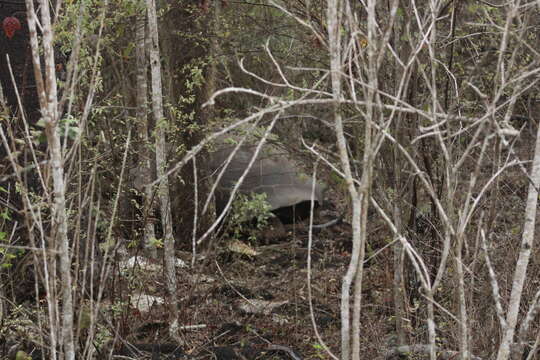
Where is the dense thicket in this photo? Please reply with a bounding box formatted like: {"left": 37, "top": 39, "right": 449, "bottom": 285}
{"left": 0, "top": 0, "right": 539, "bottom": 359}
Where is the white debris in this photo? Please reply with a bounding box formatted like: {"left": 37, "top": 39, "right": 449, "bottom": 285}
{"left": 272, "top": 313, "right": 290, "bottom": 325}
{"left": 130, "top": 293, "right": 164, "bottom": 313}
{"left": 120, "top": 256, "right": 160, "bottom": 273}
{"left": 120, "top": 256, "right": 188, "bottom": 274}
{"left": 175, "top": 258, "right": 188, "bottom": 268}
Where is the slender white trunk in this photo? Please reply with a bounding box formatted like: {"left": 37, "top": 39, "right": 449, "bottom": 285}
{"left": 328, "top": 1, "right": 375, "bottom": 358}
{"left": 25, "top": 1, "right": 75, "bottom": 358}
{"left": 496, "top": 115, "right": 540, "bottom": 360}
{"left": 455, "top": 233, "right": 470, "bottom": 360}
{"left": 23, "top": 2, "right": 58, "bottom": 358}
{"left": 392, "top": 203, "right": 407, "bottom": 346}
{"left": 145, "top": 0, "right": 179, "bottom": 335}
{"left": 135, "top": 5, "right": 156, "bottom": 256}
{"left": 48, "top": 123, "right": 75, "bottom": 360}
{"left": 325, "top": 1, "right": 354, "bottom": 358}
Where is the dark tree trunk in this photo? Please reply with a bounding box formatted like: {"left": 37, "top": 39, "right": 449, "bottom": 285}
{"left": 160, "top": 4, "right": 213, "bottom": 246}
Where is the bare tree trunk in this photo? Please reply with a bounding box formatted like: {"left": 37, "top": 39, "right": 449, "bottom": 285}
{"left": 327, "top": 1, "right": 376, "bottom": 358}
{"left": 135, "top": 3, "right": 156, "bottom": 257}
{"left": 455, "top": 232, "right": 470, "bottom": 360}
{"left": 202, "top": 0, "right": 219, "bottom": 124}
{"left": 145, "top": 0, "right": 179, "bottom": 336}
{"left": 496, "top": 109, "right": 540, "bottom": 360}
{"left": 23, "top": 1, "right": 59, "bottom": 358}
{"left": 392, "top": 203, "right": 407, "bottom": 346}
{"left": 351, "top": 0, "right": 377, "bottom": 356}
{"left": 326, "top": 1, "right": 353, "bottom": 359}
{"left": 25, "top": 0, "right": 75, "bottom": 358}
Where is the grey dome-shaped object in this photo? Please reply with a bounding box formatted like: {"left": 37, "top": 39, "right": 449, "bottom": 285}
{"left": 209, "top": 140, "right": 325, "bottom": 222}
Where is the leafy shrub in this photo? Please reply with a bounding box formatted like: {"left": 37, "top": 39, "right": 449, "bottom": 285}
{"left": 229, "top": 192, "right": 274, "bottom": 242}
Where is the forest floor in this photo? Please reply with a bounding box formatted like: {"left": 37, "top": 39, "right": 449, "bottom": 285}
{"left": 114, "top": 214, "right": 403, "bottom": 360}
{"left": 111, "top": 124, "right": 540, "bottom": 360}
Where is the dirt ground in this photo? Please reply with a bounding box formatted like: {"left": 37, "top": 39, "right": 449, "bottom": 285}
{"left": 112, "top": 217, "right": 401, "bottom": 360}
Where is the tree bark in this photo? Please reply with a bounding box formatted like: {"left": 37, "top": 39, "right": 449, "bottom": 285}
{"left": 496, "top": 104, "right": 540, "bottom": 360}
{"left": 25, "top": 0, "right": 75, "bottom": 358}
{"left": 135, "top": 3, "right": 156, "bottom": 257}
{"left": 145, "top": 0, "right": 179, "bottom": 335}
